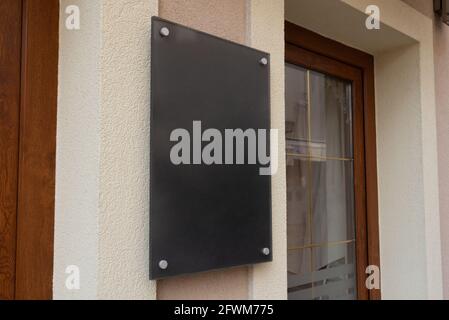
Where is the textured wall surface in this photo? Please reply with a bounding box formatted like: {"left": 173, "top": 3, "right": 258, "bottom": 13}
{"left": 402, "top": 0, "right": 449, "bottom": 299}
{"left": 98, "top": 0, "right": 158, "bottom": 299}
{"left": 157, "top": 268, "right": 249, "bottom": 300}
{"left": 157, "top": 0, "right": 249, "bottom": 300}
{"left": 159, "top": 0, "right": 247, "bottom": 44}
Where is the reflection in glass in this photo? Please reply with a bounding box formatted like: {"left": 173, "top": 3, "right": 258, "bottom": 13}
{"left": 311, "top": 160, "right": 355, "bottom": 245}
{"left": 287, "top": 158, "right": 309, "bottom": 248}
{"left": 286, "top": 66, "right": 357, "bottom": 300}
{"left": 310, "top": 71, "right": 353, "bottom": 158}
{"left": 285, "top": 63, "right": 308, "bottom": 142}
{"left": 288, "top": 248, "right": 312, "bottom": 300}
{"left": 288, "top": 244, "right": 357, "bottom": 300}
{"left": 312, "top": 243, "right": 357, "bottom": 300}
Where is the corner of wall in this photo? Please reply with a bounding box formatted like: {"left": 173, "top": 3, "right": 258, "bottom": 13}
{"left": 248, "top": 0, "right": 287, "bottom": 300}
{"left": 55, "top": 0, "right": 159, "bottom": 300}
{"left": 54, "top": 0, "right": 102, "bottom": 300}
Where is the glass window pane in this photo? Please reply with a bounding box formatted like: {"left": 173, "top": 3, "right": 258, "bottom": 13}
{"left": 288, "top": 249, "right": 312, "bottom": 300}
{"left": 286, "top": 64, "right": 357, "bottom": 301}
{"left": 310, "top": 71, "right": 353, "bottom": 158}
{"left": 288, "top": 243, "right": 357, "bottom": 300}
{"left": 285, "top": 63, "right": 308, "bottom": 144}
{"left": 311, "top": 159, "right": 355, "bottom": 244}
{"left": 287, "top": 157, "right": 310, "bottom": 248}
{"left": 312, "top": 243, "right": 357, "bottom": 300}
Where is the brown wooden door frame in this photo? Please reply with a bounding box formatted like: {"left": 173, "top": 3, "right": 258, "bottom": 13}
{"left": 0, "top": 0, "right": 59, "bottom": 300}
{"left": 285, "top": 21, "right": 381, "bottom": 300}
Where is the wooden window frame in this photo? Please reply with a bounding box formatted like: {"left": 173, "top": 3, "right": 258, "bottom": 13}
{"left": 285, "top": 21, "right": 381, "bottom": 300}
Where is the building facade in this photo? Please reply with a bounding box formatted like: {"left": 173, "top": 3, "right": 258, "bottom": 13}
{"left": 1, "top": 0, "right": 449, "bottom": 300}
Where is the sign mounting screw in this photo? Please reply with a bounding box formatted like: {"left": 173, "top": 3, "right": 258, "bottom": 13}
{"left": 262, "top": 248, "right": 270, "bottom": 256}
{"left": 259, "top": 57, "right": 268, "bottom": 66}
{"left": 160, "top": 27, "right": 170, "bottom": 37}
{"left": 159, "top": 260, "right": 168, "bottom": 270}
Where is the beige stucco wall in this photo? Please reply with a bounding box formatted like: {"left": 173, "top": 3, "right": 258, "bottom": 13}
{"left": 401, "top": 0, "right": 449, "bottom": 300}
{"left": 98, "top": 0, "right": 158, "bottom": 299}
{"left": 159, "top": 0, "right": 247, "bottom": 44}
{"left": 247, "top": 0, "right": 287, "bottom": 300}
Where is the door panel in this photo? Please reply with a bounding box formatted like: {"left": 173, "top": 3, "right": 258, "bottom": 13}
{"left": 15, "top": 0, "right": 59, "bottom": 300}
{"left": 0, "top": 0, "right": 23, "bottom": 300}
{"left": 0, "top": 0, "right": 58, "bottom": 300}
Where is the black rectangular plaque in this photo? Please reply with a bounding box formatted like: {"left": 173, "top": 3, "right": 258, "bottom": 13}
{"left": 150, "top": 17, "right": 272, "bottom": 279}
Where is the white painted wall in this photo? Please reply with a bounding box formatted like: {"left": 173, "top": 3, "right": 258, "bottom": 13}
{"left": 375, "top": 44, "right": 428, "bottom": 298}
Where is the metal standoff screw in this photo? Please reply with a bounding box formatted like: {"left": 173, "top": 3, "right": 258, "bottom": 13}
{"left": 259, "top": 57, "right": 268, "bottom": 66}
{"left": 159, "top": 260, "right": 168, "bottom": 270}
{"left": 262, "top": 248, "right": 270, "bottom": 256}
{"left": 160, "top": 27, "right": 170, "bottom": 37}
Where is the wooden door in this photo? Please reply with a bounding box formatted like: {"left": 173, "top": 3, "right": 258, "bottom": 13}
{"left": 0, "top": 0, "right": 22, "bottom": 300}
{"left": 0, "top": 0, "right": 58, "bottom": 300}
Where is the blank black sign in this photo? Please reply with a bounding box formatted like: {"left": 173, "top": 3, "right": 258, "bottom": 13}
{"left": 150, "top": 17, "right": 272, "bottom": 279}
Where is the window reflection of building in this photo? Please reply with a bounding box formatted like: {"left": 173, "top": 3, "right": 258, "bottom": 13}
{"left": 286, "top": 64, "right": 357, "bottom": 300}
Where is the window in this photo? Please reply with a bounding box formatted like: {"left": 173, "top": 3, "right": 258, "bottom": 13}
{"left": 285, "top": 22, "right": 380, "bottom": 300}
